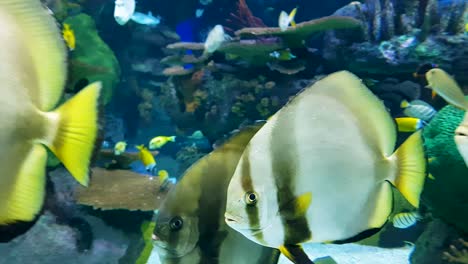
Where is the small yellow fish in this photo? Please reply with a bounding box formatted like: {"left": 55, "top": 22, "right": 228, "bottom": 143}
{"left": 395, "top": 117, "right": 424, "bottom": 132}
{"left": 114, "top": 141, "right": 127, "bottom": 155}
{"left": 62, "top": 23, "right": 75, "bottom": 51}
{"left": 136, "top": 145, "right": 156, "bottom": 172}
{"left": 158, "top": 170, "right": 169, "bottom": 183}
{"left": 149, "top": 136, "right": 176, "bottom": 149}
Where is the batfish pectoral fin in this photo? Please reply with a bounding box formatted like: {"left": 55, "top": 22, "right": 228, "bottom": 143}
{"left": 279, "top": 192, "right": 312, "bottom": 219}
{"left": 390, "top": 130, "right": 426, "bottom": 208}
{"left": 279, "top": 244, "right": 315, "bottom": 264}
{"left": 0, "top": 144, "right": 47, "bottom": 224}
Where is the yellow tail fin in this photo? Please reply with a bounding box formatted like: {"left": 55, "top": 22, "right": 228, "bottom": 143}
{"left": 46, "top": 82, "right": 102, "bottom": 186}
{"left": 391, "top": 131, "right": 426, "bottom": 208}
{"left": 0, "top": 145, "right": 47, "bottom": 224}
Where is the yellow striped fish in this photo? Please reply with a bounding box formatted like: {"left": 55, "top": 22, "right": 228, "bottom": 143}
{"left": 0, "top": 0, "right": 101, "bottom": 226}
{"left": 392, "top": 211, "right": 422, "bottom": 229}
{"left": 426, "top": 68, "right": 467, "bottom": 110}
{"left": 225, "top": 71, "right": 426, "bottom": 262}
{"left": 152, "top": 124, "right": 281, "bottom": 264}
{"left": 395, "top": 117, "right": 424, "bottom": 132}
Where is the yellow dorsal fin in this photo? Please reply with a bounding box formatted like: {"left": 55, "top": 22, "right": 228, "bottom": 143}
{"left": 279, "top": 192, "right": 312, "bottom": 218}
{"left": 1, "top": 0, "right": 67, "bottom": 111}
{"left": 289, "top": 7, "right": 297, "bottom": 22}
{"left": 136, "top": 145, "right": 144, "bottom": 150}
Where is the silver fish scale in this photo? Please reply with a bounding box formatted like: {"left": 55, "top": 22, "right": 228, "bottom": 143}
{"left": 403, "top": 105, "right": 437, "bottom": 122}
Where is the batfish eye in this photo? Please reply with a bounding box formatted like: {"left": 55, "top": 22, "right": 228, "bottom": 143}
{"left": 244, "top": 191, "right": 258, "bottom": 205}
{"left": 169, "top": 216, "right": 183, "bottom": 231}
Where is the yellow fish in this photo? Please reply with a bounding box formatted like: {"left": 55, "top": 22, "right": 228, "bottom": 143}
{"left": 136, "top": 145, "right": 156, "bottom": 173}
{"left": 0, "top": 0, "right": 101, "bottom": 225}
{"left": 395, "top": 117, "right": 424, "bottom": 132}
{"left": 113, "top": 141, "right": 127, "bottom": 155}
{"left": 157, "top": 170, "right": 169, "bottom": 183}
{"left": 278, "top": 7, "right": 297, "bottom": 31}
{"left": 62, "top": 23, "right": 75, "bottom": 51}
{"left": 149, "top": 136, "right": 176, "bottom": 149}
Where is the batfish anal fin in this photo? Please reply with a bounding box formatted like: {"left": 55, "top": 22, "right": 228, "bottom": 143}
{"left": 279, "top": 244, "right": 315, "bottom": 264}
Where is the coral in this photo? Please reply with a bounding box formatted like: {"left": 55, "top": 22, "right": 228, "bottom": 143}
{"left": 225, "top": 0, "right": 266, "bottom": 33}
{"left": 64, "top": 14, "right": 120, "bottom": 104}
{"left": 175, "top": 145, "right": 206, "bottom": 172}
{"left": 323, "top": 1, "right": 468, "bottom": 81}
{"left": 267, "top": 60, "right": 307, "bottom": 75}
{"left": 369, "top": 78, "right": 421, "bottom": 115}
{"left": 166, "top": 42, "right": 205, "bottom": 51}
{"left": 443, "top": 239, "right": 468, "bottom": 264}
{"left": 235, "top": 16, "right": 363, "bottom": 48}
{"left": 162, "top": 66, "right": 194, "bottom": 76}
{"left": 421, "top": 104, "right": 468, "bottom": 233}
{"left": 410, "top": 219, "right": 461, "bottom": 264}
{"left": 75, "top": 168, "right": 173, "bottom": 211}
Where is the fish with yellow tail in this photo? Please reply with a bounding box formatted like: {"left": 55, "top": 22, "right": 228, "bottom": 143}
{"left": 395, "top": 117, "right": 425, "bottom": 132}
{"left": 225, "top": 71, "right": 426, "bottom": 263}
{"left": 278, "top": 7, "right": 297, "bottom": 31}
{"left": 113, "top": 141, "right": 127, "bottom": 155}
{"left": 62, "top": 23, "right": 75, "bottom": 51}
{"left": 136, "top": 145, "right": 157, "bottom": 174}
{"left": 0, "top": 0, "right": 102, "bottom": 229}
{"left": 149, "top": 136, "right": 176, "bottom": 149}
{"left": 426, "top": 68, "right": 468, "bottom": 110}
{"left": 157, "top": 169, "right": 170, "bottom": 191}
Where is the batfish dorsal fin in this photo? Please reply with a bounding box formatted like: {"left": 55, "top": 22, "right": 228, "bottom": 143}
{"left": 297, "top": 71, "right": 397, "bottom": 157}
{"left": 1, "top": 0, "right": 67, "bottom": 111}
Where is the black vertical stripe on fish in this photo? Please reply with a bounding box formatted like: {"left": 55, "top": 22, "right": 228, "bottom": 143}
{"left": 196, "top": 162, "right": 230, "bottom": 264}
{"left": 240, "top": 151, "right": 265, "bottom": 243}
{"left": 269, "top": 112, "right": 312, "bottom": 246}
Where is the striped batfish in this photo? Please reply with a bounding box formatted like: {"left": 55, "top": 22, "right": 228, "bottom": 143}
{"left": 152, "top": 123, "right": 281, "bottom": 264}
{"left": 0, "top": 0, "right": 101, "bottom": 227}
{"left": 224, "top": 71, "right": 427, "bottom": 263}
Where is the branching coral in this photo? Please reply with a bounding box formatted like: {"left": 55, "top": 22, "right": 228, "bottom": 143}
{"left": 225, "top": 0, "right": 266, "bottom": 33}
{"left": 443, "top": 239, "right": 468, "bottom": 264}
{"left": 75, "top": 168, "right": 172, "bottom": 211}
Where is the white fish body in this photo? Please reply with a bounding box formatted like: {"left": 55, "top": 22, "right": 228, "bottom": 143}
{"left": 403, "top": 100, "right": 437, "bottom": 122}
{"left": 204, "top": 25, "right": 226, "bottom": 53}
{"left": 114, "top": 0, "right": 135, "bottom": 25}
{"left": 195, "top": 8, "right": 204, "bottom": 18}
{"left": 278, "top": 11, "right": 290, "bottom": 31}
{"left": 455, "top": 112, "right": 468, "bottom": 167}
{"left": 131, "top": 11, "right": 161, "bottom": 26}
{"left": 392, "top": 211, "right": 421, "bottom": 229}
{"left": 225, "top": 71, "right": 426, "bottom": 249}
